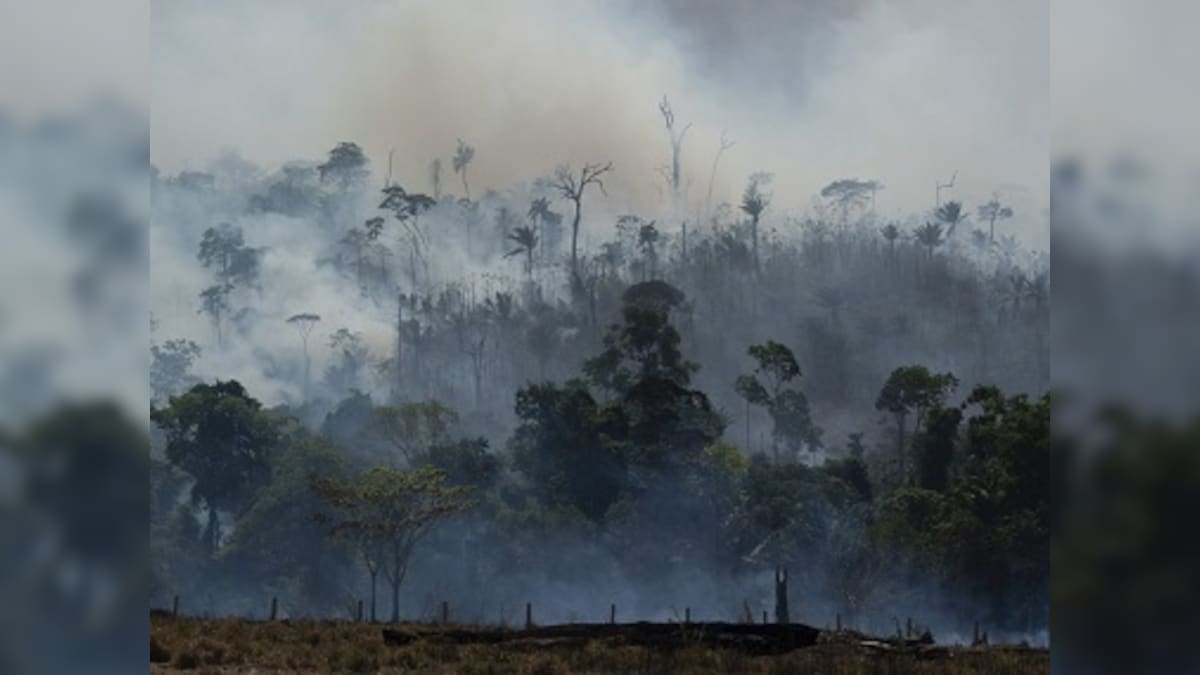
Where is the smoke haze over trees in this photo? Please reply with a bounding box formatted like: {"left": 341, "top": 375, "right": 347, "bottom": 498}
{"left": 148, "top": 0, "right": 1049, "bottom": 646}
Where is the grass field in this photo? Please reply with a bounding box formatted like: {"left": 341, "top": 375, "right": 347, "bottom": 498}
{"left": 150, "top": 615, "right": 1049, "bottom": 674}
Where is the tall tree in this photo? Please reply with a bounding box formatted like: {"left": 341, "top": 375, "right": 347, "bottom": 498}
{"left": 820, "top": 178, "right": 883, "bottom": 226}
{"left": 452, "top": 139, "right": 475, "bottom": 199}
{"left": 976, "top": 197, "right": 1014, "bottom": 243}
{"left": 551, "top": 161, "right": 613, "bottom": 289}
{"left": 657, "top": 95, "right": 692, "bottom": 203}
{"left": 286, "top": 313, "right": 321, "bottom": 401}
{"left": 198, "top": 283, "right": 233, "bottom": 347}
{"left": 874, "top": 365, "right": 959, "bottom": 484}
{"left": 312, "top": 466, "right": 474, "bottom": 623}
{"left": 504, "top": 224, "right": 539, "bottom": 280}
{"left": 914, "top": 222, "right": 945, "bottom": 259}
{"left": 317, "top": 142, "right": 370, "bottom": 193}
{"left": 735, "top": 341, "right": 820, "bottom": 459}
{"left": 704, "top": 130, "right": 735, "bottom": 221}
{"left": 740, "top": 172, "right": 772, "bottom": 273}
{"left": 935, "top": 200, "right": 967, "bottom": 239}
{"left": 151, "top": 380, "right": 278, "bottom": 555}
{"left": 428, "top": 158, "right": 443, "bottom": 199}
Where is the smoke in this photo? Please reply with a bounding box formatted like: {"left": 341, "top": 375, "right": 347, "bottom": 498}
{"left": 152, "top": 0, "right": 1047, "bottom": 244}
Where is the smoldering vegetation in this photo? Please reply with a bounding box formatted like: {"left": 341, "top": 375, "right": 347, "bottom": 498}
{"left": 146, "top": 0, "right": 1050, "bottom": 656}
{"left": 148, "top": 128, "right": 1049, "bottom": 645}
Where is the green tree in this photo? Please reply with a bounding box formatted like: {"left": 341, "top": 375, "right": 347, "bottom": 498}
{"left": 312, "top": 466, "right": 474, "bottom": 623}
{"left": 740, "top": 172, "right": 772, "bottom": 272}
{"left": 504, "top": 224, "right": 538, "bottom": 279}
{"left": 583, "top": 303, "right": 696, "bottom": 396}
{"left": 317, "top": 141, "right": 369, "bottom": 192}
{"left": 151, "top": 380, "right": 279, "bottom": 554}
{"left": 735, "top": 341, "right": 820, "bottom": 458}
{"left": 875, "top": 365, "right": 959, "bottom": 484}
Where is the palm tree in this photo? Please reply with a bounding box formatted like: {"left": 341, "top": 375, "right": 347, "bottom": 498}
{"left": 452, "top": 139, "right": 475, "bottom": 199}
{"left": 915, "top": 222, "right": 945, "bottom": 259}
{"left": 504, "top": 225, "right": 538, "bottom": 280}
{"left": 935, "top": 200, "right": 967, "bottom": 239}
{"left": 976, "top": 198, "right": 1014, "bottom": 243}
{"left": 740, "top": 172, "right": 772, "bottom": 273}
{"left": 881, "top": 223, "right": 901, "bottom": 257}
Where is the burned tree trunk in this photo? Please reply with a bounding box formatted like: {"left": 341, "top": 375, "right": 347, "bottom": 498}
{"left": 775, "top": 565, "right": 790, "bottom": 624}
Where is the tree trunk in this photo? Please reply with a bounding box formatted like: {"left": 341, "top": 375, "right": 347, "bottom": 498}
{"left": 751, "top": 214, "right": 760, "bottom": 273}
{"left": 370, "top": 569, "right": 378, "bottom": 623}
{"left": 896, "top": 413, "right": 908, "bottom": 484}
{"left": 570, "top": 200, "right": 582, "bottom": 288}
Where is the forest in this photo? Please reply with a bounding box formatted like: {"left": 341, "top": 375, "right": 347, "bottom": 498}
{"left": 148, "top": 122, "right": 1049, "bottom": 644}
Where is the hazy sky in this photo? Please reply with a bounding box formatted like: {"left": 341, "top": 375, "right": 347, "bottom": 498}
{"left": 152, "top": 0, "right": 1048, "bottom": 244}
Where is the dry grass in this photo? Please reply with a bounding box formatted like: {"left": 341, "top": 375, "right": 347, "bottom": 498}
{"left": 150, "top": 616, "right": 1048, "bottom": 674}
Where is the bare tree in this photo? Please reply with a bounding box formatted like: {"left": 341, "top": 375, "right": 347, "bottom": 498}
{"left": 704, "top": 131, "right": 736, "bottom": 221}
{"left": 658, "top": 96, "right": 692, "bottom": 203}
{"left": 286, "top": 313, "right": 321, "bottom": 400}
{"left": 551, "top": 162, "right": 613, "bottom": 288}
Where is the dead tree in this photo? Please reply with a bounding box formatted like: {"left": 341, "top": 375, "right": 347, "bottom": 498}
{"left": 658, "top": 96, "right": 692, "bottom": 203}
{"left": 774, "top": 565, "right": 790, "bottom": 624}
{"left": 286, "top": 313, "right": 321, "bottom": 401}
{"left": 704, "top": 131, "right": 735, "bottom": 221}
{"left": 551, "top": 162, "right": 613, "bottom": 290}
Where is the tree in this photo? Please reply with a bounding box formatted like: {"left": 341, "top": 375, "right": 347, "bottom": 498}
{"left": 551, "top": 161, "right": 613, "bottom": 289}
{"left": 286, "top": 313, "right": 321, "bottom": 401}
{"left": 875, "top": 365, "right": 959, "bottom": 484}
{"left": 452, "top": 139, "right": 475, "bottom": 199}
{"left": 504, "top": 224, "right": 538, "bottom": 280}
{"left": 976, "top": 197, "right": 1014, "bottom": 243}
{"left": 820, "top": 178, "right": 883, "bottom": 225}
{"left": 368, "top": 401, "right": 458, "bottom": 465}
{"left": 312, "top": 466, "right": 474, "bottom": 623}
{"left": 658, "top": 95, "right": 692, "bottom": 202}
{"left": 740, "top": 172, "right": 772, "bottom": 273}
{"left": 151, "top": 380, "right": 278, "bottom": 555}
{"left": 735, "top": 341, "right": 820, "bottom": 458}
{"left": 914, "top": 222, "right": 945, "bottom": 259}
{"left": 429, "top": 158, "right": 443, "bottom": 199}
{"left": 197, "top": 223, "right": 244, "bottom": 279}
{"left": 583, "top": 303, "right": 696, "bottom": 396}
{"left": 198, "top": 283, "right": 233, "bottom": 346}
{"left": 324, "top": 328, "right": 369, "bottom": 395}
{"left": 881, "top": 223, "right": 901, "bottom": 258}
{"left": 935, "top": 200, "right": 967, "bottom": 239}
{"left": 317, "top": 141, "right": 369, "bottom": 193}
{"left": 704, "top": 131, "right": 735, "bottom": 221}
{"left": 637, "top": 221, "right": 660, "bottom": 280}
{"left": 510, "top": 381, "right": 625, "bottom": 523}
{"left": 151, "top": 339, "right": 202, "bottom": 404}
{"left": 528, "top": 197, "right": 563, "bottom": 260}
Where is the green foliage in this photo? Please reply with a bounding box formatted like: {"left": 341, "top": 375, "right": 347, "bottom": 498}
{"left": 151, "top": 380, "right": 280, "bottom": 553}
{"left": 510, "top": 381, "right": 624, "bottom": 522}
{"left": 317, "top": 141, "right": 369, "bottom": 191}
{"left": 311, "top": 465, "right": 475, "bottom": 621}
{"left": 583, "top": 304, "right": 696, "bottom": 395}
{"left": 368, "top": 401, "right": 458, "bottom": 464}
{"left": 737, "top": 341, "right": 820, "bottom": 456}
